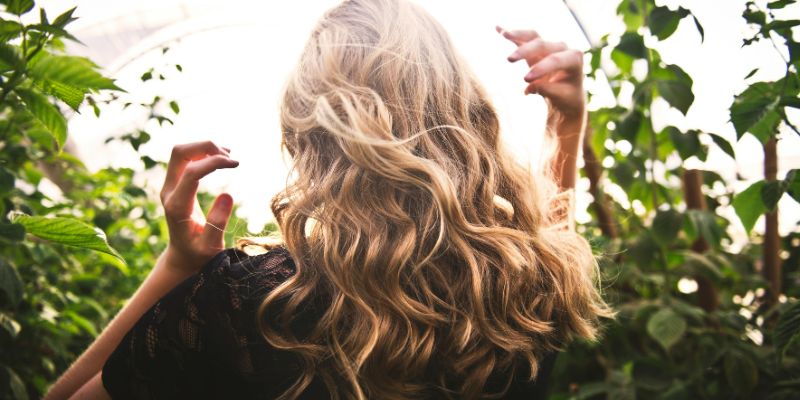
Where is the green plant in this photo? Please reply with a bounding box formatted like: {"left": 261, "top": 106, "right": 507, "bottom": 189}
{"left": 549, "top": 0, "right": 800, "bottom": 399}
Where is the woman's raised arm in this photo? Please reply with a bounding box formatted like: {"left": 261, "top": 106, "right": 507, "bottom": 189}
{"left": 44, "top": 141, "right": 238, "bottom": 399}
{"left": 498, "top": 26, "right": 587, "bottom": 191}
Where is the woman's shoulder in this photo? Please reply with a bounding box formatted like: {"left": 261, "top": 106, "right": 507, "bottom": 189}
{"left": 199, "top": 246, "right": 297, "bottom": 305}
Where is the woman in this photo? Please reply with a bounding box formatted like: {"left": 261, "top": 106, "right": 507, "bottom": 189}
{"left": 48, "top": 0, "right": 611, "bottom": 398}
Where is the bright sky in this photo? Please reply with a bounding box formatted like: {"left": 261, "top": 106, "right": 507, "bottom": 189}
{"left": 39, "top": 0, "right": 800, "bottom": 239}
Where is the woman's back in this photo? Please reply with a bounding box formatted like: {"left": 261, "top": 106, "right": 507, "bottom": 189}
{"left": 102, "top": 248, "right": 557, "bottom": 399}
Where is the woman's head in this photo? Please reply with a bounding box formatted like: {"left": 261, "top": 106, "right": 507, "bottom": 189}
{"left": 259, "top": 0, "right": 612, "bottom": 398}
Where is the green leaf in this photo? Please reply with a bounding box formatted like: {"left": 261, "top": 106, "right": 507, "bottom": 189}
{"left": 29, "top": 53, "right": 121, "bottom": 91}
{"left": 648, "top": 6, "right": 689, "bottom": 40}
{"left": 652, "top": 209, "right": 683, "bottom": 246}
{"left": 3, "top": 0, "right": 34, "bottom": 15}
{"left": 52, "top": 6, "right": 78, "bottom": 29}
{"left": 9, "top": 213, "right": 125, "bottom": 262}
{"left": 0, "top": 43, "right": 24, "bottom": 70}
{"left": 768, "top": 0, "right": 796, "bottom": 9}
{"left": 616, "top": 32, "right": 646, "bottom": 58}
{"left": 16, "top": 88, "right": 68, "bottom": 151}
{"left": 709, "top": 133, "right": 736, "bottom": 159}
{"left": 0, "top": 19, "right": 23, "bottom": 40}
{"left": 668, "top": 128, "right": 703, "bottom": 160}
{"left": 730, "top": 82, "right": 781, "bottom": 143}
{"left": 0, "top": 260, "right": 23, "bottom": 307}
{"left": 657, "top": 80, "right": 694, "bottom": 114}
{"left": 724, "top": 351, "right": 758, "bottom": 396}
{"left": 40, "top": 80, "right": 85, "bottom": 111}
{"left": 692, "top": 15, "right": 705, "bottom": 42}
{"left": 733, "top": 181, "right": 767, "bottom": 233}
{"left": 647, "top": 308, "right": 686, "bottom": 351}
{"left": 616, "top": 110, "right": 642, "bottom": 143}
{"left": 169, "top": 100, "right": 180, "bottom": 114}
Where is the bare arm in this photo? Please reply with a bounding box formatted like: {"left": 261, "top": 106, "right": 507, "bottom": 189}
{"left": 547, "top": 111, "right": 586, "bottom": 190}
{"left": 45, "top": 141, "right": 239, "bottom": 399}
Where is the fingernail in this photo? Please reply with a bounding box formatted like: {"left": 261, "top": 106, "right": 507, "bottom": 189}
{"left": 508, "top": 52, "right": 521, "bottom": 62}
{"left": 219, "top": 194, "right": 232, "bottom": 207}
{"left": 525, "top": 70, "right": 542, "bottom": 82}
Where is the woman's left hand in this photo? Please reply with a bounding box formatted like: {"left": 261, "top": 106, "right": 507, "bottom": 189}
{"left": 498, "top": 26, "right": 586, "bottom": 122}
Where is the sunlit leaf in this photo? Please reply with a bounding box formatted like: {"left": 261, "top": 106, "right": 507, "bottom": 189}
{"left": 9, "top": 212, "right": 125, "bottom": 262}
{"left": 0, "top": 20, "right": 22, "bottom": 40}
{"left": 0, "top": 312, "right": 20, "bottom": 338}
{"left": 730, "top": 82, "right": 781, "bottom": 143}
{"left": 28, "top": 53, "right": 121, "bottom": 91}
{"left": 648, "top": 6, "right": 689, "bottom": 40}
{"left": 16, "top": 88, "right": 68, "bottom": 151}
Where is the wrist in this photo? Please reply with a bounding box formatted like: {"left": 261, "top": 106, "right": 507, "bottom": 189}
{"left": 159, "top": 246, "right": 199, "bottom": 277}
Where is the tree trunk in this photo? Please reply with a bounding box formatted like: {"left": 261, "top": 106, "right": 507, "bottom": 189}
{"left": 582, "top": 124, "right": 618, "bottom": 239}
{"left": 682, "top": 169, "right": 718, "bottom": 312}
{"left": 763, "top": 137, "right": 780, "bottom": 306}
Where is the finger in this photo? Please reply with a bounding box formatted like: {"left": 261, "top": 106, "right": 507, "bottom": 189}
{"left": 496, "top": 26, "right": 539, "bottom": 46}
{"left": 163, "top": 141, "right": 231, "bottom": 195}
{"left": 523, "top": 49, "right": 584, "bottom": 82}
{"left": 508, "top": 39, "right": 567, "bottom": 64}
{"left": 202, "top": 193, "right": 234, "bottom": 250}
{"left": 164, "top": 155, "right": 239, "bottom": 218}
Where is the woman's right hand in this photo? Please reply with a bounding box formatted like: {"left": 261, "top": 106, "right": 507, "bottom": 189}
{"left": 497, "top": 26, "right": 586, "bottom": 123}
{"left": 159, "top": 141, "right": 239, "bottom": 274}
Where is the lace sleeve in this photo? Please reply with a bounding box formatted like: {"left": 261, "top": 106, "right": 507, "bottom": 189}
{"left": 101, "top": 248, "right": 297, "bottom": 399}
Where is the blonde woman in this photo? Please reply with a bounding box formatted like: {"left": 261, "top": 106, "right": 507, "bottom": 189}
{"left": 48, "top": 0, "right": 611, "bottom": 398}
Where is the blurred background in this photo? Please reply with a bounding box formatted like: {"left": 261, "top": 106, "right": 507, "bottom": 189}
{"left": 1, "top": 0, "right": 799, "bottom": 399}
{"left": 40, "top": 0, "right": 800, "bottom": 237}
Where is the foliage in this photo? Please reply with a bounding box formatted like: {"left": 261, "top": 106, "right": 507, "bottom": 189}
{"left": 1, "top": 0, "right": 799, "bottom": 399}
{"left": 0, "top": 2, "right": 264, "bottom": 398}
{"left": 549, "top": 0, "right": 800, "bottom": 399}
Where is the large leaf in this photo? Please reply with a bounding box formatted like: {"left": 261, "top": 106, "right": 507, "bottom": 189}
{"left": 10, "top": 213, "right": 124, "bottom": 262}
{"left": 761, "top": 180, "right": 787, "bottom": 211}
{"left": 0, "top": 260, "right": 23, "bottom": 307}
{"left": 684, "top": 210, "right": 722, "bottom": 247}
{"left": 730, "top": 82, "right": 781, "bottom": 143}
{"left": 732, "top": 181, "right": 767, "bottom": 233}
{"left": 28, "top": 53, "right": 121, "bottom": 91}
{"left": 16, "top": 88, "right": 68, "bottom": 150}
{"left": 647, "top": 308, "right": 687, "bottom": 351}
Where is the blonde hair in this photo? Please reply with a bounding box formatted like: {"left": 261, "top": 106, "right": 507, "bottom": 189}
{"left": 253, "top": 0, "right": 612, "bottom": 398}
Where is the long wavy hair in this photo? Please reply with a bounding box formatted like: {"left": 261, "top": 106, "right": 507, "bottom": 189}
{"left": 253, "top": 0, "right": 612, "bottom": 398}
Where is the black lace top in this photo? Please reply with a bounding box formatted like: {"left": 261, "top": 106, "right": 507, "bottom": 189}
{"left": 102, "top": 247, "right": 556, "bottom": 399}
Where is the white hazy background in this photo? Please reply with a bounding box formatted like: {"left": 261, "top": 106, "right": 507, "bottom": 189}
{"left": 37, "top": 0, "right": 800, "bottom": 243}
